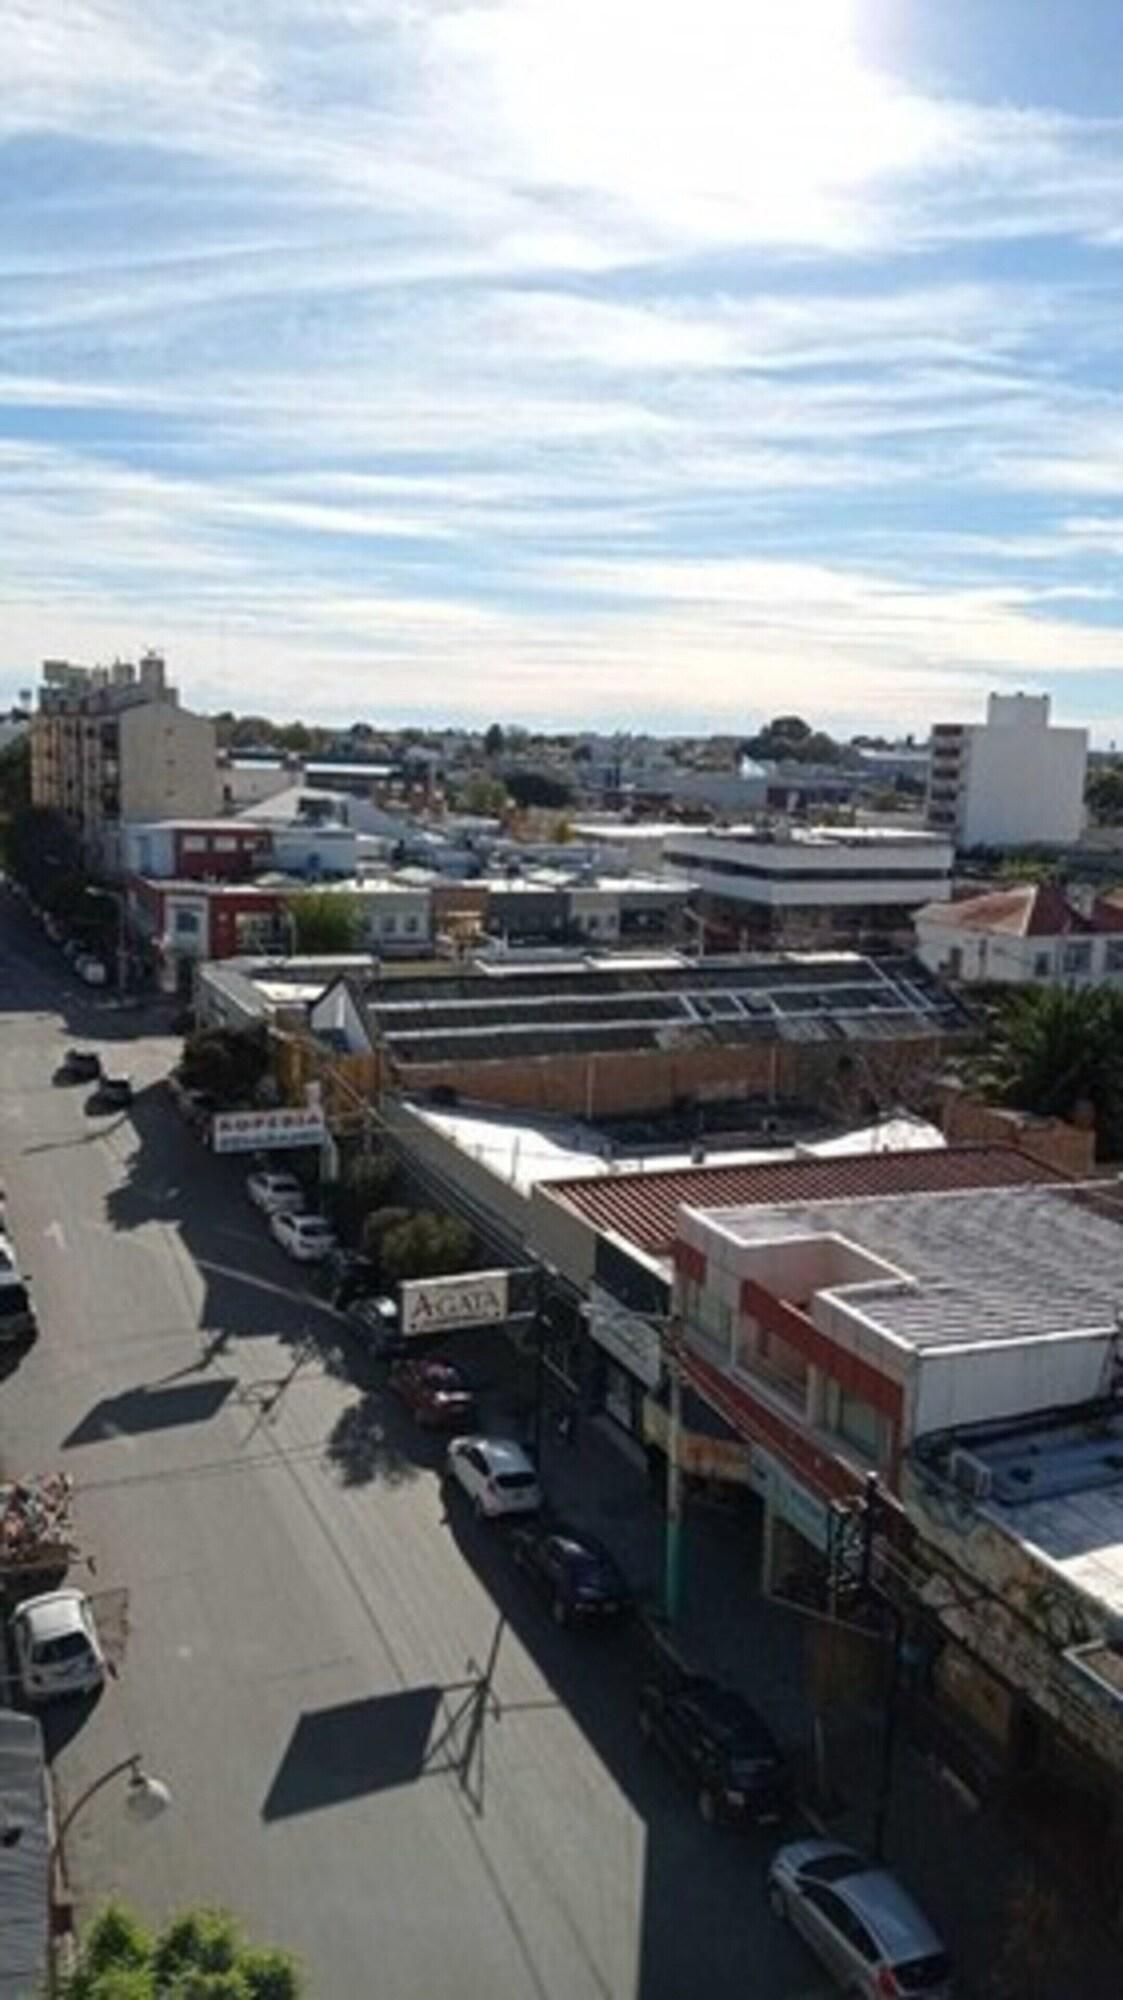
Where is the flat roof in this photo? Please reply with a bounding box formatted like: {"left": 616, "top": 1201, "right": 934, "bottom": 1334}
{"left": 550, "top": 1145, "right": 1047, "bottom": 1255}
{"left": 696, "top": 1179, "right": 1123, "bottom": 1351}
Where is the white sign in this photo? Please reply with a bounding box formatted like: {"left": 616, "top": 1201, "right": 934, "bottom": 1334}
{"left": 400, "top": 1268, "right": 510, "bottom": 1337}
{"left": 585, "top": 1287, "right": 663, "bottom": 1389}
{"left": 211, "top": 1107, "right": 326, "bottom": 1153}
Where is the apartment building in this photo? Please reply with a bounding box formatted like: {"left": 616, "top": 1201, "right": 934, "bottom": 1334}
{"left": 30, "top": 653, "right": 217, "bottom": 867}
{"left": 662, "top": 823, "right": 953, "bottom": 947}
{"left": 926, "top": 692, "right": 1087, "bottom": 850}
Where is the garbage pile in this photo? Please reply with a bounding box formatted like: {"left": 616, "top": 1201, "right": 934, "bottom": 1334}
{"left": 0, "top": 1473, "right": 76, "bottom": 1570}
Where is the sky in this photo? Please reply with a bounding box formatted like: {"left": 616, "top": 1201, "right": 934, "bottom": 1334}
{"left": 2, "top": 0, "right": 1123, "bottom": 738}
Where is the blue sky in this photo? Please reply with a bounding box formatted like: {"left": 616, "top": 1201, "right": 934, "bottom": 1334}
{"left": 2, "top": 0, "right": 1123, "bottom": 737}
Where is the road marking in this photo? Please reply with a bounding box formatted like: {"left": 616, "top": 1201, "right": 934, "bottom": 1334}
{"left": 43, "top": 1219, "right": 67, "bottom": 1251}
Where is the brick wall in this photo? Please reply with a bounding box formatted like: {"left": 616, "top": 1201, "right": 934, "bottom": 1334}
{"left": 937, "top": 1084, "right": 1094, "bottom": 1177}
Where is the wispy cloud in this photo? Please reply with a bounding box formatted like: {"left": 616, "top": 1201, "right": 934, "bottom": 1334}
{"left": 1, "top": 1, "right": 1122, "bottom": 730}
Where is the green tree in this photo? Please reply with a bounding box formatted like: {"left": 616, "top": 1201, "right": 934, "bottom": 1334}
{"left": 0, "top": 732, "right": 30, "bottom": 823}
{"left": 330, "top": 1151, "right": 399, "bottom": 1241}
{"left": 286, "top": 890, "right": 360, "bottom": 953}
{"left": 3, "top": 803, "right": 82, "bottom": 898}
{"left": 180, "top": 1025, "right": 270, "bottom": 1107}
{"left": 62, "top": 1902, "right": 302, "bottom": 2000}
{"left": 359, "top": 1204, "right": 413, "bottom": 1263}
{"left": 457, "top": 774, "right": 509, "bottom": 817}
{"left": 503, "top": 769, "right": 573, "bottom": 810}
{"left": 1086, "top": 763, "right": 1123, "bottom": 824}
{"left": 483, "top": 722, "right": 506, "bottom": 759}
{"left": 379, "top": 1210, "right": 474, "bottom": 1284}
{"left": 980, "top": 985, "right": 1123, "bottom": 1156}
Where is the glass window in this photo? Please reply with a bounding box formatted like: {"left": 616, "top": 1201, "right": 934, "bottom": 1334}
{"left": 1105, "top": 938, "right": 1123, "bottom": 972}
{"left": 182, "top": 834, "right": 206, "bottom": 853}
{"left": 214, "top": 835, "right": 238, "bottom": 852}
{"left": 173, "top": 908, "right": 201, "bottom": 936}
{"left": 1061, "top": 940, "right": 1092, "bottom": 975}
{"left": 1034, "top": 953, "right": 1051, "bottom": 978}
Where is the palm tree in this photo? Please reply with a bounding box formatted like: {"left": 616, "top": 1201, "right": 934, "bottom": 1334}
{"left": 981, "top": 985, "right": 1123, "bottom": 1156}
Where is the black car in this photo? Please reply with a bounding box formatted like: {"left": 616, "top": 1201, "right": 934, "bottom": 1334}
{"left": 318, "top": 1249, "right": 378, "bottom": 1311}
{"left": 57, "top": 1049, "right": 102, "bottom": 1084}
{"left": 346, "top": 1293, "right": 405, "bottom": 1359}
{"left": 510, "top": 1523, "right": 630, "bottom": 1626}
{"left": 638, "top": 1673, "right": 788, "bottom": 1826}
{"left": 89, "top": 1075, "right": 133, "bottom": 1112}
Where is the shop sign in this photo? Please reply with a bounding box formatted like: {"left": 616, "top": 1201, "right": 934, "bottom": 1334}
{"left": 211, "top": 1106, "right": 326, "bottom": 1153}
{"left": 400, "top": 1268, "right": 509, "bottom": 1337}
{"left": 767, "top": 1460, "right": 831, "bottom": 1552}
{"left": 585, "top": 1288, "right": 663, "bottom": 1388}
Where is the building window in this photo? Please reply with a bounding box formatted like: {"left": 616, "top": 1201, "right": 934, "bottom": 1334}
{"left": 173, "top": 908, "right": 201, "bottom": 937}
{"left": 382, "top": 913, "right": 398, "bottom": 936}
{"left": 182, "top": 834, "right": 207, "bottom": 853}
{"left": 824, "top": 1380, "right": 885, "bottom": 1463}
{"left": 405, "top": 914, "right": 419, "bottom": 934}
{"left": 1105, "top": 939, "right": 1123, "bottom": 973}
{"left": 1061, "top": 941, "right": 1092, "bottom": 976}
{"left": 214, "top": 835, "right": 238, "bottom": 853}
{"left": 1034, "top": 952, "right": 1051, "bottom": 978}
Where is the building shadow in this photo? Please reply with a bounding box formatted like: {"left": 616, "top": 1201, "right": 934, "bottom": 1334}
{"left": 63, "top": 1378, "right": 236, "bottom": 1448}
{"left": 263, "top": 1685, "right": 444, "bottom": 1820}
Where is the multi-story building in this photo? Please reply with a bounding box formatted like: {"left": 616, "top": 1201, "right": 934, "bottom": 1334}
{"left": 661, "top": 823, "right": 953, "bottom": 947}
{"left": 30, "top": 652, "right": 217, "bottom": 868}
{"left": 926, "top": 692, "right": 1087, "bottom": 850}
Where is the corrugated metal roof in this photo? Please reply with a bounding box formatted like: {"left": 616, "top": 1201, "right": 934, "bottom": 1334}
{"left": 546, "top": 1146, "right": 1053, "bottom": 1253}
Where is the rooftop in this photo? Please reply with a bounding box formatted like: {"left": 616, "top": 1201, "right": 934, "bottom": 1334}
{"left": 549, "top": 1143, "right": 1044, "bottom": 1255}
{"left": 695, "top": 1178, "right": 1123, "bottom": 1351}
{"left": 918, "top": 883, "right": 1091, "bottom": 937}
{"left": 358, "top": 951, "right": 970, "bottom": 1067}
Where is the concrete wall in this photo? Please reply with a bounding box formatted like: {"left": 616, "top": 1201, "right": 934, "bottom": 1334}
{"left": 961, "top": 705, "right": 1087, "bottom": 849}
{"left": 911, "top": 1329, "right": 1111, "bottom": 1437}
{"left": 119, "top": 704, "right": 218, "bottom": 821}
{"left": 936, "top": 1085, "right": 1096, "bottom": 1177}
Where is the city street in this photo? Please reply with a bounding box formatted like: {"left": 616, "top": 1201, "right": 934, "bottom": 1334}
{"left": 0, "top": 889, "right": 827, "bottom": 2000}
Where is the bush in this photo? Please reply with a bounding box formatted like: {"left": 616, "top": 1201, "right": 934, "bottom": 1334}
{"left": 63, "top": 1903, "right": 302, "bottom": 2000}
{"left": 379, "top": 1210, "right": 474, "bottom": 1284}
{"left": 180, "top": 1027, "right": 270, "bottom": 1108}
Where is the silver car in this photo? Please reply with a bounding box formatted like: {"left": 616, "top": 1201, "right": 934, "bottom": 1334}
{"left": 768, "top": 1840, "right": 953, "bottom": 1997}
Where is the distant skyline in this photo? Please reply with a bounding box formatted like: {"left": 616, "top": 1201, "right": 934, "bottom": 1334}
{"left": 2, "top": 2, "right": 1123, "bottom": 738}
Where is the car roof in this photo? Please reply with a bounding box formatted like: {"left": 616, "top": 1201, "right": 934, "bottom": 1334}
{"left": 680, "top": 1680, "right": 775, "bottom": 1738}
{"left": 471, "top": 1437, "right": 534, "bottom": 1470}
{"left": 833, "top": 1868, "right": 945, "bottom": 1960}
{"left": 19, "top": 1589, "right": 87, "bottom": 1639}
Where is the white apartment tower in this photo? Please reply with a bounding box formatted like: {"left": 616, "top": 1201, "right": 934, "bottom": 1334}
{"left": 926, "top": 692, "right": 1087, "bottom": 850}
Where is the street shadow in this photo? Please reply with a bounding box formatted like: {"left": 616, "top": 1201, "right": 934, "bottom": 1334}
{"left": 37, "top": 1685, "right": 105, "bottom": 1759}
{"left": 63, "top": 1378, "right": 236, "bottom": 1447}
{"left": 323, "top": 1389, "right": 425, "bottom": 1488}
{"left": 263, "top": 1685, "right": 444, "bottom": 1820}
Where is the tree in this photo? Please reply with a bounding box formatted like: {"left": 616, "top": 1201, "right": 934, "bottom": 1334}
{"left": 181, "top": 1025, "right": 270, "bottom": 1107}
{"left": 330, "top": 1151, "right": 398, "bottom": 1240}
{"left": 359, "top": 1204, "right": 413, "bottom": 1263}
{"left": 503, "top": 769, "right": 573, "bottom": 810}
{"left": 483, "top": 723, "right": 505, "bottom": 759}
{"left": 1085, "top": 763, "right": 1123, "bottom": 824}
{"left": 457, "top": 774, "right": 509, "bottom": 817}
{"left": 62, "top": 1902, "right": 302, "bottom": 2000}
{"left": 979, "top": 985, "right": 1123, "bottom": 1156}
{"left": 0, "top": 733, "right": 30, "bottom": 823}
{"left": 378, "top": 1210, "right": 474, "bottom": 1283}
{"left": 2, "top": 803, "right": 82, "bottom": 899}
{"left": 286, "top": 890, "right": 359, "bottom": 954}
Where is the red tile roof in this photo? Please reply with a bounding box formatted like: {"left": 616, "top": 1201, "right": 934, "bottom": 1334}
{"left": 919, "top": 883, "right": 1088, "bottom": 938}
{"left": 546, "top": 1146, "right": 1056, "bottom": 1254}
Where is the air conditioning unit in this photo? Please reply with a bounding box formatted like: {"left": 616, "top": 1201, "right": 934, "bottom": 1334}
{"left": 948, "top": 1448, "right": 992, "bottom": 1502}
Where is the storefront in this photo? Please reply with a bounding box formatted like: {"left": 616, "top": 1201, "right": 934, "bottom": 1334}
{"left": 582, "top": 1287, "right": 663, "bottom": 1444}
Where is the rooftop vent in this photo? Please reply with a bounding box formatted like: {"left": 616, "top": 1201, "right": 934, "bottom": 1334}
{"left": 948, "top": 1448, "right": 993, "bottom": 1502}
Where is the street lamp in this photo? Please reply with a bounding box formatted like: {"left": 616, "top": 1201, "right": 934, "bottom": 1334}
{"left": 49, "top": 1756, "right": 171, "bottom": 1995}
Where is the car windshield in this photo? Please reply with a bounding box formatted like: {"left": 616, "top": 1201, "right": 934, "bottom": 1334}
{"left": 0, "top": 1283, "right": 31, "bottom": 1315}
{"left": 495, "top": 1471, "right": 536, "bottom": 1491}
{"left": 695, "top": 1692, "right": 776, "bottom": 1756}
{"left": 569, "top": 1549, "right": 617, "bottom": 1586}
{"left": 32, "top": 1631, "right": 91, "bottom": 1666}
{"left": 801, "top": 1851, "right": 866, "bottom": 1885}
{"left": 300, "top": 1220, "right": 332, "bottom": 1236}
{"left": 895, "top": 1952, "right": 953, "bottom": 1992}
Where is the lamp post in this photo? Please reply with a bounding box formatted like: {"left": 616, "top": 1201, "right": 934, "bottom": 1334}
{"left": 49, "top": 1755, "right": 171, "bottom": 1994}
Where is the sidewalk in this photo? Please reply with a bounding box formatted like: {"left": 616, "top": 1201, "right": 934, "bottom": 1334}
{"left": 527, "top": 1404, "right": 1121, "bottom": 2000}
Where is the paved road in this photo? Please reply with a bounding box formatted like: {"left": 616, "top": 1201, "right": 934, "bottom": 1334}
{"left": 0, "top": 891, "right": 827, "bottom": 2000}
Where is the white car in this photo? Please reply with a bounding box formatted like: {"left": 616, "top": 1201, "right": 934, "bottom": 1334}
{"left": 246, "top": 1169, "right": 306, "bottom": 1215}
{"left": 767, "top": 1841, "right": 954, "bottom": 1999}
{"left": 269, "top": 1210, "right": 336, "bottom": 1261}
{"left": 445, "top": 1436, "right": 543, "bottom": 1519}
{"left": 11, "top": 1588, "right": 105, "bottom": 1703}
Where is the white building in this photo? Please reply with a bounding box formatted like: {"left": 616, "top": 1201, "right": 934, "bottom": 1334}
{"left": 926, "top": 692, "right": 1087, "bottom": 850}
{"left": 661, "top": 823, "right": 953, "bottom": 945}
{"left": 915, "top": 883, "right": 1123, "bottom": 986}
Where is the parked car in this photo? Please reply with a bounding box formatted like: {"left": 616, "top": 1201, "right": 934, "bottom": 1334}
{"left": 10, "top": 1588, "right": 105, "bottom": 1702}
{"left": 89, "top": 1075, "right": 133, "bottom": 1112}
{"left": 444, "top": 1436, "right": 543, "bottom": 1519}
{"left": 767, "top": 1841, "right": 954, "bottom": 1998}
{"left": 388, "top": 1357, "right": 476, "bottom": 1429}
{"left": 246, "top": 1169, "right": 306, "bottom": 1215}
{"left": 509, "top": 1522, "right": 630, "bottom": 1625}
{"left": 638, "top": 1672, "right": 788, "bottom": 1826}
{"left": 318, "top": 1248, "right": 378, "bottom": 1310}
{"left": 57, "top": 1049, "right": 102, "bottom": 1084}
{"left": 347, "top": 1292, "right": 405, "bottom": 1358}
{"left": 269, "top": 1210, "right": 336, "bottom": 1261}
{"left": 0, "top": 1274, "right": 37, "bottom": 1347}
